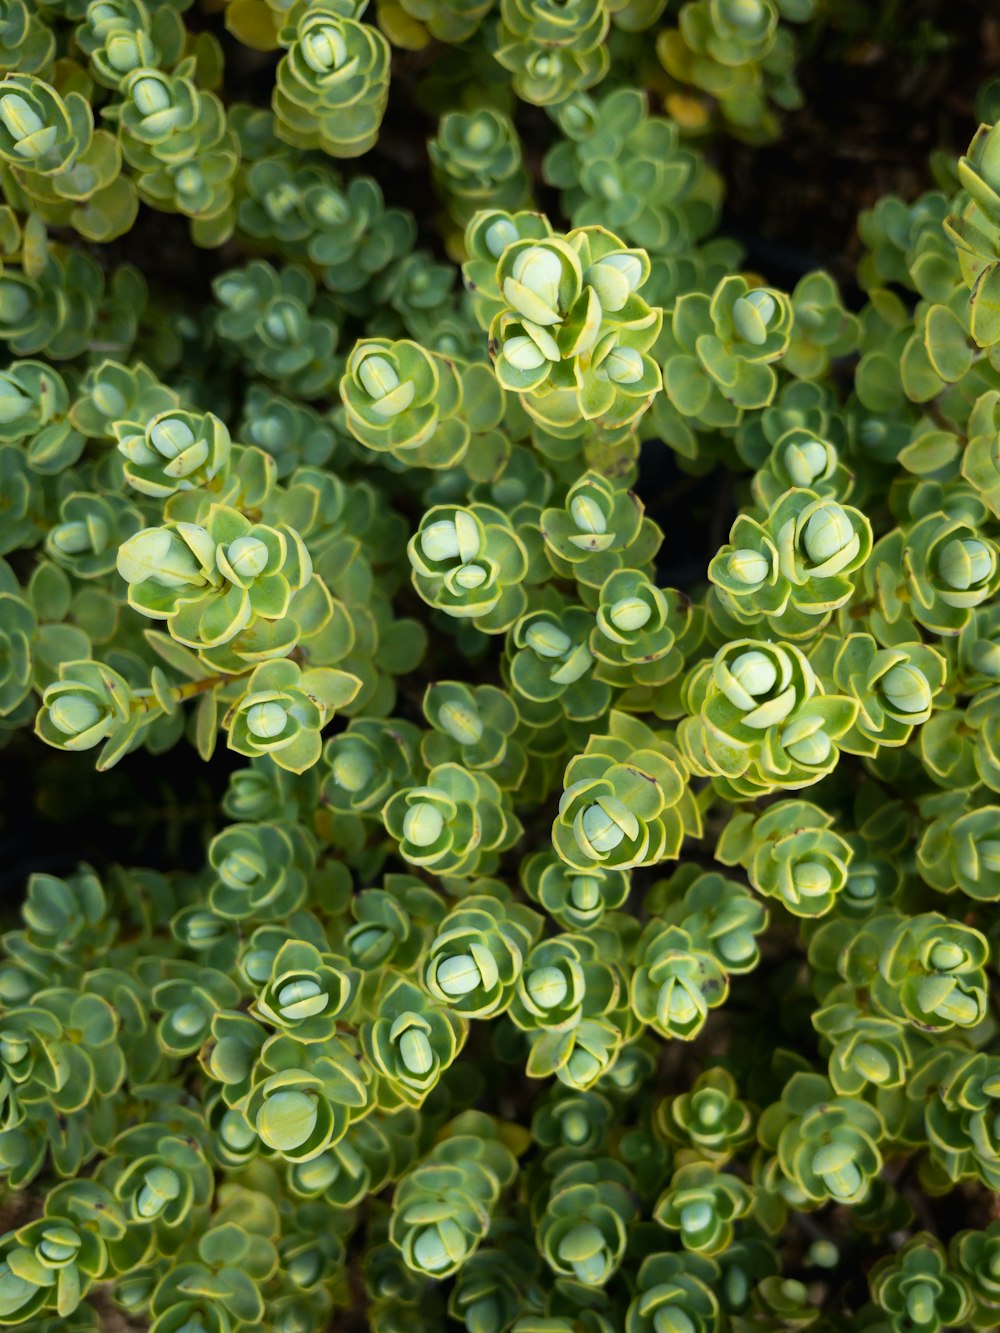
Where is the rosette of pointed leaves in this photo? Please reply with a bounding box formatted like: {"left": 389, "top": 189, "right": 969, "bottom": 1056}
{"left": 114, "top": 65, "right": 199, "bottom": 161}
{"left": 661, "top": 275, "right": 793, "bottom": 427}
{"left": 225, "top": 658, "right": 361, "bottom": 773}
{"left": 544, "top": 87, "right": 716, "bottom": 250}
{"left": 237, "top": 159, "right": 413, "bottom": 293}
{"left": 69, "top": 357, "right": 176, "bottom": 439}
{"left": 592, "top": 571, "right": 695, "bottom": 690}
{"left": 554, "top": 711, "right": 699, "bottom": 871}
{"left": 390, "top": 1120, "right": 517, "bottom": 1278}
{"left": 709, "top": 489, "right": 872, "bottom": 637}
{"left": 679, "top": 638, "right": 858, "bottom": 796}
{"left": 421, "top": 892, "right": 540, "bottom": 1017}
{"left": 112, "top": 409, "right": 232, "bottom": 499}
{"left": 0, "top": 1182, "right": 123, "bottom": 1322}
{"left": 487, "top": 224, "right": 663, "bottom": 434}
{"left": 322, "top": 717, "right": 422, "bottom": 815}
{"left": 155, "top": 962, "right": 241, "bottom": 1058}
{"left": 532, "top": 1087, "right": 614, "bottom": 1158}
{"left": 877, "top": 912, "right": 989, "bottom": 1031}
{"left": 537, "top": 1159, "right": 637, "bottom": 1286}
{"left": 462, "top": 208, "right": 553, "bottom": 328}
{"left": 35, "top": 659, "right": 144, "bottom": 770}
{"left": 144, "top": 1196, "right": 278, "bottom": 1329}
{"left": 341, "top": 337, "right": 471, "bottom": 469}
{"left": 631, "top": 921, "right": 728, "bottom": 1040}
{"left": 207, "top": 819, "right": 313, "bottom": 920}
{"left": 429, "top": 109, "right": 530, "bottom": 233}
{"left": 653, "top": 1162, "right": 751, "bottom": 1256}
{"left": 917, "top": 803, "right": 1000, "bottom": 901}
{"left": 494, "top": 0, "right": 610, "bottom": 107}
{"left": 407, "top": 504, "right": 528, "bottom": 632}
{"left": 274, "top": 0, "right": 391, "bottom": 158}
{"left": 253, "top": 939, "right": 359, "bottom": 1040}
{"left": 508, "top": 602, "right": 610, "bottom": 723}
{"left": 239, "top": 385, "right": 340, "bottom": 478}
{"left": 383, "top": 763, "right": 520, "bottom": 876}
{"left": 656, "top": 1068, "right": 753, "bottom": 1161}
{"left": 758, "top": 1072, "right": 884, "bottom": 1206}
{"left": 626, "top": 1251, "right": 722, "bottom": 1333}
{"left": 242, "top": 1029, "right": 370, "bottom": 1161}
{"left": 717, "top": 800, "right": 852, "bottom": 918}
{"left": 421, "top": 681, "right": 520, "bottom": 776}
{"left": 113, "top": 59, "right": 238, "bottom": 246}
{"left": 868, "top": 512, "right": 1000, "bottom": 639}
{"left": 44, "top": 493, "right": 142, "bottom": 580}
{"left": 213, "top": 260, "right": 341, "bottom": 397}
{"left": 362, "top": 972, "right": 466, "bottom": 1109}
{"left": 522, "top": 851, "right": 630, "bottom": 929}
{"left": 540, "top": 470, "right": 661, "bottom": 593}
{"left": 810, "top": 632, "right": 948, "bottom": 756}
{"left": 869, "top": 1235, "right": 972, "bottom": 1333}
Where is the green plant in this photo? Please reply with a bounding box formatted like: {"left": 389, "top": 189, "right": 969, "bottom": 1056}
{"left": 0, "top": 6, "right": 998, "bottom": 1331}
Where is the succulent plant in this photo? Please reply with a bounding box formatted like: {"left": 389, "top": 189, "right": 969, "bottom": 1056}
{"left": 0, "top": 11, "right": 997, "bottom": 1333}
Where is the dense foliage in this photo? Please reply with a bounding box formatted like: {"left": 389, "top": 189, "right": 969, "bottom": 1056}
{"left": 0, "top": 2, "right": 998, "bottom": 1330}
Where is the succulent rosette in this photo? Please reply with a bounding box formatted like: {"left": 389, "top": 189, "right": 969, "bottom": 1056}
{"left": 508, "top": 603, "right": 611, "bottom": 723}
{"left": 252, "top": 940, "right": 360, "bottom": 1040}
{"left": 383, "top": 763, "right": 521, "bottom": 877}
{"left": 537, "top": 1159, "right": 636, "bottom": 1286}
{"left": 540, "top": 470, "right": 658, "bottom": 588}
{"left": 592, "top": 570, "right": 695, "bottom": 687}
{"left": 630, "top": 922, "right": 729, "bottom": 1040}
{"left": 274, "top": 2, "right": 391, "bottom": 159}
{"left": 117, "top": 504, "right": 313, "bottom": 652}
{"left": 869, "top": 512, "right": 1000, "bottom": 638}
{"left": 553, "top": 712, "right": 699, "bottom": 871}
{"left": 521, "top": 850, "right": 630, "bottom": 929}
{"left": 340, "top": 337, "right": 467, "bottom": 469}
{"left": 421, "top": 892, "right": 539, "bottom": 1019}
{"left": 680, "top": 637, "right": 858, "bottom": 796}
{"left": 225, "top": 658, "right": 361, "bottom": 773}
{"left": 710, "top": 489, "right": 872, "bottom": 636}
{"left": 815, "top": 632, "right": 948, "bottom": 756}
{"left": 486, "top": 224, "right": 663, "bottom": 434}
{"left": 408, "top": 504, "right": 529, "bottom": 632}
{"left": 361, "top": 973, "right": 467, "bottom": 1109}
{"left": 113, "top": 408, "right": 232, "bottom": 498}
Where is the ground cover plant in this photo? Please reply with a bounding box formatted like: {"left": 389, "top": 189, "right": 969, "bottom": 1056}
{"left": 0, "top": 1, "right": 999, "bottom": 1329}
